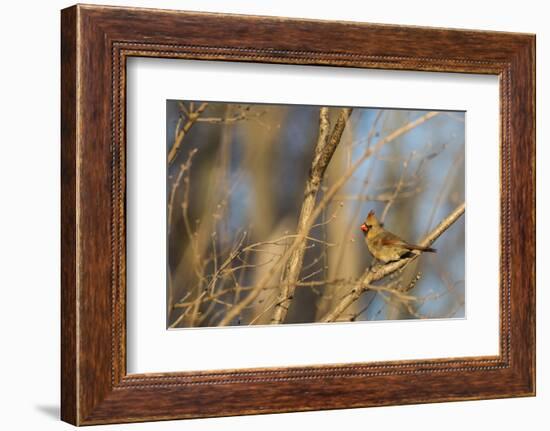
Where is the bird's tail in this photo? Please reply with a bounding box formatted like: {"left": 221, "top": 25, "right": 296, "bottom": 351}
{"left": 407, "top": 244, "right": 437, "bottom": 253}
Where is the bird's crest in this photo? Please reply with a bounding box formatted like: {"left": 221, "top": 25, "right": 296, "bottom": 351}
{"left": 361, "top": 210, "right": 381, "bottom": 233}
{"left": 366, "top": 210, "right": 379, "bottom": 225}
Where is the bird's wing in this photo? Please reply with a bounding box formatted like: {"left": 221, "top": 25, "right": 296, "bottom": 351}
{"left": 380, "top": 231, "right": 410, "bottom": 247}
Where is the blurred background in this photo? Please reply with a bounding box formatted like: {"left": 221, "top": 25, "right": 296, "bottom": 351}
{"left": 166, "top": 100, "right": 465, "bottom": 328}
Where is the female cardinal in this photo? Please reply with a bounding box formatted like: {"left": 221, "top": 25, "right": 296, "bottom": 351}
{"left": 360, "top": 210, "right": 436, "bottom": 263}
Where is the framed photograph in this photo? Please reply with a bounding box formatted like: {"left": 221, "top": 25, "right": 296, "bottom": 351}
{"left": 61, "top": 4, "right": 535, "bottom": 425}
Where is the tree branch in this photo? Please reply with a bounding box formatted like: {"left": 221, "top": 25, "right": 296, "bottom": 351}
{"left": 271, "top": 107, "right": 352, "bottom": 324}
{"left": 167, "top": 102, "right": 208, "bottom": 165}
{"left": 321, "top": 202, "right": 465, "bottom": 322}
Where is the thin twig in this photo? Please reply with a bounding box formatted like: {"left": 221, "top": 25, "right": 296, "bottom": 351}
{"left": 380, "top": 152, "right": 414, "bottom": 223}
{"left": 167, "top": 102, "right": 208, "bottom": 164}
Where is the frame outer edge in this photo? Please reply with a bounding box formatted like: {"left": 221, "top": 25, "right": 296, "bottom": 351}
{"left": 521, "top": 34, "right": 536, "bottom": 395}
{"left": 531, "top": 34, "right": 536, "bottom": 396}
{"left": 504, "top": 34, "right": 536, "bottom": 396}
{"left": 60, "top": 4, "right": 536, "bottom": 424}
{"left": 61, "top": 5, "right": 79, "bottom": 426}
{"left": 527, "top": 35, "right": 536, "bottom": 395}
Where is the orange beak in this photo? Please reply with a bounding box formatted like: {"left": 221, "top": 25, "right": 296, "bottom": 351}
{"left": 360, "top": 223, "right": 368, "bottom": 233}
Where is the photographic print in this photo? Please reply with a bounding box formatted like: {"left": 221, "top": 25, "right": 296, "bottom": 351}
{"left": 167, "top": 101, "right": 465, "bottom": 328}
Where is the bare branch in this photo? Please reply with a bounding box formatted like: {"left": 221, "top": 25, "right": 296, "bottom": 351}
{"left": 271, "top": 107, "right": 352, "bottom": 324}
{"left": 167, "top": 102, "right": 208, "bottom": 165}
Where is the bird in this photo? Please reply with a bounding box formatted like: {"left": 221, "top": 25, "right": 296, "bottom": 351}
{"left": 360, "top": 210, "right": 436, "bottom": 263}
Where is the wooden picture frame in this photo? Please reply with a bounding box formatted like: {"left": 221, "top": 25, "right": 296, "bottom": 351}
{"left": 61, "top": 4, "right": 535, "bottom": 425}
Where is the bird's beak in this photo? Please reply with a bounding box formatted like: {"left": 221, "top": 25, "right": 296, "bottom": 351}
{"left": 360, "top": 223, "right": 368, "bottom": 233}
